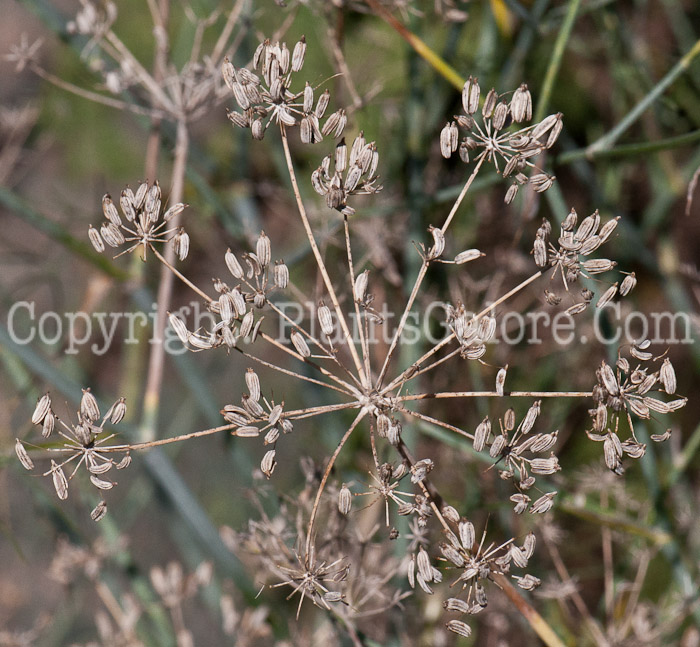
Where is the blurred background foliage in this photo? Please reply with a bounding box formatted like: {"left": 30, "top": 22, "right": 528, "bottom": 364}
{"left": 1, "top": 0, "right": 700, "bottom": 645}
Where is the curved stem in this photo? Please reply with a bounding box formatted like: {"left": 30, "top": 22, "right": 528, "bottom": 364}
{"left": 304, "top": 409, "right": 366, "bottom": 557}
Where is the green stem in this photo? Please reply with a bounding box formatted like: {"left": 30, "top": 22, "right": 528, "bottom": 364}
{"left": 585, "top": 37, "right": 700, "bottom": 157}
{"left": 534, "top": 0, "right": 582, "bottom": 122}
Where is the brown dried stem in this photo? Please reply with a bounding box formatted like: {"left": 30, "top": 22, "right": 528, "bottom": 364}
{"left": 279, "top": 124, "right": 368, "bottom": 388}
{"left": 304, "top": 409, "right": 366, "bottom": 557}
{"left": 376, "top": 157, "right": 486, "bottom": 388}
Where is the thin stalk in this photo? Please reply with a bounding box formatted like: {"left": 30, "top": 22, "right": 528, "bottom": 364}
{"left": 399, "top": 408, "right": 473, "bottom": 440}
{"left": 140, "top": 119, "right": 189, "bottom": 443}
{"left": 376, "top": 158, "right": 485, "bottom": 388}
{"left": 558, "top": 128, "right": 700, "bottom": 164}
{"left": 344, "top": 216, "right": 372, "bottom": 383}
{"left": 151, "top": 246, "right": 213, "bottom": 302}
{"left": 257, "top": 331, "right": 361, "bottom": 397}
{"left": 398, "top": 390, "right": 593, "bottom": 401}
{"left": 585, "top": 37, "right": 700, "bottom": 157}
{"left": 28, "top": 64, "right": 164, "bottom": 119}
{"left": 279, "top": 125, "right": 368, "bottom": 387}
{"left": 383, "top": 270, "right": 543, "bottom": 394}
{"left": 543, "top": 532, "right": 611, "bottom": 647}
{"left": 305, "top": 410, "right": 366, "bottom": 556}
{"left": 237, "top": 345, "right": 356, "bottom": 397}
{"left": 492, "top": 573, "right": 568, "bottom": 647}
{"left": 533, "top": 0, "right": 582, "bottom": 122}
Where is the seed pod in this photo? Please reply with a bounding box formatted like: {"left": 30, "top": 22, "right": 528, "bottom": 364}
{"left": 261, "top": 449, "right": 276, "bottom": 478}
{"left": 169, "top": 313, "right": 190, "bottom": 345}
{"left": 91, "top": 500, "right": 108, "bottom": 522}
{"left": 245, "top": 368, "right": 261, "bottom": 401}
{"left": 272, "top": 261, "right": 289, "bottom": 289}
{"left": 454, "top": 249, "right": 482, "bottom": 264}
{"left": 101, "top": 222, "right": 125, "bottom": 247}
{"left": 291, "top": 36, "right": 306, "bottom": 71}
{"left": 496, "top": 366, "right": 507, "bottom": 396}
{"left": 15, "top": 439, "right": 34, "bottom": 470}
{"left": 41, "top": 411, "right": 55, "bottom": 438}
{"left": 81, "top": 388, "right": 100, "bottom": 422}
{"left": 533, "top": 236, "right": 547, "bottom": 267}
{"left": 596, "top": 283, "right": 618, "bottom": 308}
{"left": 458, "top": 520, "right": 475, "bottom": 549}
{"left": 529, "top": 491, "right": 556, "bottom": 513}
{"left": 317, "top": 302, "right": 334, "bottom": 337}
{"left": 102, "top": 194, "right": 121, "bottom": 226}
{"left": 236, "top": 426, "right": 261, "bottom": 438}
{"left": 440, "top": 122, "right": 458, "bottom": 158}
{"left": 619, "top": 272, "right": 637, "bottom": 296}
{"left": 256, "top": 231, "right": 271, "bottom": 267}
{"left": 171, "top": 228, "right": 189, "bottom": 261}
{"left": 521, "top": 400, "right": 540, "bottom": 434}
{"left": 354, "top": 270, "right": 369, "bottom": 303}
{"left": 51, "top": 461, "right": 69, "bottom": 500}
{"left": 32, "top": 393, "right": 52, "bottom": 425}
{"left": 598, "top": 217, "right": 620, "bottom": 243}
{"left": 482, "top": 88, "right": 497, "bottom": 118}
{"left": 163, "top": 202, "right": 186, "bottom": 222}
{"left": 492, "top": 101, "right": 509, "bottom": 131}
{"left": 660, "top": 358, "right": 677, "bottom": 394}
{"left": 446, "top": 620, "right": 472, "bottom": 638}
{"left": 428, "top": 226, "right": 445, "bottom": 259}
{"left": 510, "top": 83, "right": 532, "bottom": 122}
{"left": 338, "top": 484, "right": 351, "bottom": 515}
{"left": 290, "top": 330, "right": 311, "bottom": 358}
{"left": 473, "top": 417, "right": 491, "bottom": 452}
{"left": 462, "top": 76, "right": 480, "bottom": 114}
{"left": 88, "top": 225, "right": 105, "bottom": 252}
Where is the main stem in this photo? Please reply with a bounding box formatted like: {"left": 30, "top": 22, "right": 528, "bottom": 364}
{"left": 140, "top": 118, "right": 189, "bottom": 442}
{"left": 279, "top": 125, "right": 368, "bottom": 388}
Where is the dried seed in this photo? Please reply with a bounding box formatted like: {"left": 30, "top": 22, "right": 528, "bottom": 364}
{"left": 236, "top": 426, "right": 261, "bottom": 438}
{"left": 90, "top": 500, "right": 108, "bottom": 522}
{"left": 317, "top": 302, "right": 334, "bottom": 337}
{"left": 529, "top": 491, "right": 556, "bottom": 513}
{"left": 32, "top": 393, "right": 52, "bottom": 425}
{"left": 660, "top": 358, "right": 677, "bottom": 394}
{"left": 261, "top": 449, "right": 276, "bottom": 478}
{"left": 338, "top": 484, "right": 351, "bottom": 515}
{"left": 354, "top": 270, "right": 369, "bottom": 302}
{"left": 51, "top": 461, "right": 68, "bottom": 500}
{"left": 458, "top": 520, "right": 475, "bottom": 549}
{"left": 173, "top": 229, "right": 189, "bottom": 261}
{"left": 291, "top": 36, "right": 306, "bottom": 72}
{"left": 510, "top": 83, "right": 532, "bottom": 122}
{"left": 169, "top": 313, "right": 190, "bottom": 345}
{"left": 473, "top": 417, "right": 491, "bottom": 452}
{"left": 596, "top": 283, "right": 618, "bottom": 308}
{"left": 107, "top": 397, "right": 127, "bottom": 424}
{"left": 496, "top": 366, "right": 507, "bottom": 396}
{"left": 290, "top": 330, "right": 311, "bottom": 358}
{"left": 90, "top": 475, "right": 115, "bottom": 490}
{"left": 619, "top": 272, "right": 637, "bottom": 296}
{"left": 256, "top": 232, "right": 271, "bottom": 267}
{"left": 245, "top": 369, "right": 261, "bottom": 401}
{"left": 88, "top": 225, "right": 105, "bottom": 253}
{"left": 454, "top": 249, "right": 482, "bottom": 264}
{"left": 462, "top": 76, "right": 480, "bottom": 114}
{"left": 15, "top": 439, "right": 34, "bottom": 470}
{"left": 446, "top": 620, "right": 472, "bottom": 637}
{"left": 482, "top": 88, "right": 497, "bottom": 118}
